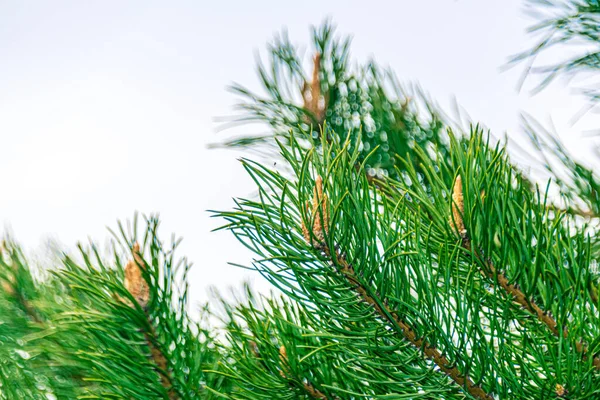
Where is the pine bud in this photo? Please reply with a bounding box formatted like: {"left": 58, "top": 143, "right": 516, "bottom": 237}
{"left": 279, "top": 345, "right": 287, "bottom": 363}
{"left": 555, "top": 383, "right": 566, "bottom": 397}
{"left": 302, "top": 176, "right": 330, "bottom": 246}
{"left": 124, "top": 242, "right": 149, "bottom": 308}
{"left": 450, "top": 175, "right": 466, "bottom": 238}
{"left": 279, "top": 345, "right": 289, "bottom": 378}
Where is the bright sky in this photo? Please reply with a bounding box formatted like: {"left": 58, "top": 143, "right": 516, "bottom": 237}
{"left": 0, "top": 1, "right": 596, "bottom": 312}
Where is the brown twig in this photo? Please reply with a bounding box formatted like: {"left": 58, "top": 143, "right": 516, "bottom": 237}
{"left": 143, "top": 326, "right": 176, "bottom": 399}
{"left": 303, "top": 177, "right": 493, "bottom": 400}
{"left": 329, "top": 248, "right": 492, "bottom": 400}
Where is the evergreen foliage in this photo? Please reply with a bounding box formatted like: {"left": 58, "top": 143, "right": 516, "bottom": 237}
{"left": 0, "top": 217, "right": 226, "bottom": 399}
{"left": 215, "top": 128, "right": 600, "bottom": 398}
{"left": 2, "top": 2, "right": 600, "bottom": 399}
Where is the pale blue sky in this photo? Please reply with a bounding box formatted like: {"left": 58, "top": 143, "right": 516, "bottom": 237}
{"left": 0, "top": 1, "right": 594, "bottom": 311}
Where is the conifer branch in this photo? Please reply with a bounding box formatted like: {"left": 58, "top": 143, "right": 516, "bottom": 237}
{"left": 303, "top": 176, "right": 493, "bottom": 400}
{"left": 332, "top": 250, "right": 492, "bottom": 400}
{"left": 450, "top": 174, "right": 600, "bottom": 370}
{"left": 124, "top": 243, "right": 178, "bottom": 400}
{"left": 144, "top": 327, "right": 176, "bottom": 400}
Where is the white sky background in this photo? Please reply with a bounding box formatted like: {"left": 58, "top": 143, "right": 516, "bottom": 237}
{"left": 0, "top": 1, "right": 597, "bottom": 314}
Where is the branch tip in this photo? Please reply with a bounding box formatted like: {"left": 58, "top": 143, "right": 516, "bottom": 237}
{"left": 302, "top": 53, "right": 328, "bottom": 125}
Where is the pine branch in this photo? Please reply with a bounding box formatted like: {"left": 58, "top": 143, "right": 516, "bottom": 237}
{"left": 450, "top": 173, "right": 600, "bottom": 370}
{"left": 334, "top": 249, "right": 492, "bottom": 400}
{"left": 303, "top": 176, "right": 493, "bottom": 400}
{"left": 218, "top": 128, "right": 600, "bottom": 396}
{"left": 47, "top": 215, "right": 220, "bottom": 399}
{"left": 144, "top": 325, "right": 176, "bottom": 399}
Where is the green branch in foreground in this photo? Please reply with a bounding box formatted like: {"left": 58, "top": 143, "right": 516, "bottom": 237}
{"left": 217, "top": 128, "right": 600, "bottom": 397}
{"left": 302, "top": 176, "right": 493, "bottom": 400}
{"left": 450, "top": 174, "right": 600, "bottom": 371}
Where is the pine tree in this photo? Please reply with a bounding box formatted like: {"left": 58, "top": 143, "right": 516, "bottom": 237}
{"left": 2, "top": 1, "right": 600, "bottom": 399}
